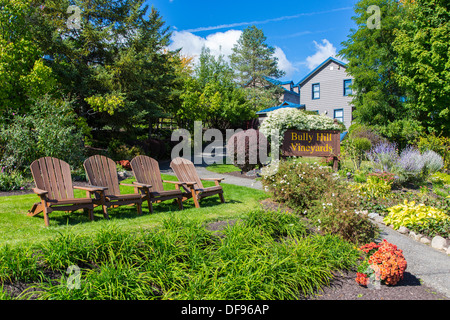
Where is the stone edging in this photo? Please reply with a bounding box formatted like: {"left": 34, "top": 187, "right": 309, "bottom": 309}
{"left": 366, "top": 212, "right": 450, "bottom": 256}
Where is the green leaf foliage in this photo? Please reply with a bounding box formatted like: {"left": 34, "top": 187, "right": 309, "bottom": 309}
{"left": 392, "top": 0, "right": 450, "bottom": 136}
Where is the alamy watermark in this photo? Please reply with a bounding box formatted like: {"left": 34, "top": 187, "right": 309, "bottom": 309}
{"left": 66, "top": 265, "right": 81, "bottom": 290}
{"left": 66, "top": 5, "right": 81, "bottom": 30}
{"left": 367, "top": 5, "right": 381, "bottom": 30}
{"left": 170, "top": 121, "right": 280, "bottom": 175}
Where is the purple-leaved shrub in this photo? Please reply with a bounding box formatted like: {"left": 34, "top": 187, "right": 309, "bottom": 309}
{"left": 226, "top": 129, "right": 268, "bottom": 172}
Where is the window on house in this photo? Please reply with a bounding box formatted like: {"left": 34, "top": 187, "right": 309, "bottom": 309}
{"left": 334, "top": 109, "right": 344, "bottom": 123}
{"left": 344, "top": 79, "right": 352, "bottom": 96}
{"left": 312, "top": 83, "right": 320, "bottom": 100}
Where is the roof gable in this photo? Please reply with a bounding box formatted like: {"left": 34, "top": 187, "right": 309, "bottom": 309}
{"left": 295, "top": 57, "right": 347, "bottom": 87}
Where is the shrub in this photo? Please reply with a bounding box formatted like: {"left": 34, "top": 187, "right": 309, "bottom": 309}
{"left": 421, "top": 150, "right": 444, "bottom": 175}
{"left": 383, "top": 200, "right": 450, "bottom": 231}
{"left": 262, "top": 158, "right": 378, "bottom": 244}
{"left": 0, "top": 169, "right": 27, "bottom": 191}
{"left": 308, "top": 188, "right": 379, "bottom": 244}
{"left": 377, "top": 118, "right": 424, "bottom": 150}
{"left": 343, "top": 137, "right": 372, "bottom": 170}
{"left": 261, "top": 159, "right": 338, "bottom": 211}
{"left": 417, "top": 133, "right": 450, "bottom": 171}
{"left": 397, "top": 147, "right": 443, "bottom": 184}
{"left": 352, "top": 172, "right": 395, "bottom": 200}
{"left": 107, "top": 139, "right": 144, "bottom": 161}
{"left": 367, "top": 142, "right": 444, "bottom": 185}
{"left": 366, "top": 141, "right": 400, "bottom": 173}
{"left": 348, "top": 124, "right": 386, "bottom": 147}
{"left": 0, "top": 96, "right": 84, "bottom": 172}
{"left": 356, "top": 239, "right": 407, "bottom": 287}
{"left": 226, "top": 129, "right": 268, "bottom": 172}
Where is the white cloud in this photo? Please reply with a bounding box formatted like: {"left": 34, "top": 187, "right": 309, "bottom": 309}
{"left": 305, "top": 39, "right": 337, "bottom": 70}
{"left": 168, "top": 30, "right": 241, "bottom": 64}
{"left": 274, "top": 47, "right": 297, "bottom": 79}
{"left": 169, "top": 30, "right": 296, "bottom": 78}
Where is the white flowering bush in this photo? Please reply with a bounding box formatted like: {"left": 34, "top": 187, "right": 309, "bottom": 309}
{"left": 260, "top": 108, "right": 341, "bottom": 145}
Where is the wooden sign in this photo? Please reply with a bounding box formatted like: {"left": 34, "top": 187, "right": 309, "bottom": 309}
{"left": 282, "top": 129, "right": 341, "bottom": 169}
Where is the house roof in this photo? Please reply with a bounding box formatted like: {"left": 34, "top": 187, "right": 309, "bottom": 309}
{"left": 264, "top": 77, "right": 300, "bottom": 96}
{"left": 264, "top": 76, "right": 294, "bottom": 86}
{"left": 295, "top": 57, "right": 348, "bottom": 87}
{"left": 256, "top": 101, "right": 305, "bottom": 115}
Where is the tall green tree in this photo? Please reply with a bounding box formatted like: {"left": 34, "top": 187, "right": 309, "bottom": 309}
{"left": 393, "top": 0, "right": 450, "bottom": 136}
{"left": 339, "top": 0, "right": 408, "bottom": 128}
{"left": 0, "top": 0, "right": 56, "bottom": 121}
{"left": 176, "top": 47, "right": 254, "bottom": 130}
{"left": 38, "top": 0, "right": 176, "bottom": 148}
{"left": 230, "top": 25, "right": 285, "bottom": 111}
{"left": 230, "top": 25, "right": 284, "bottom": 87}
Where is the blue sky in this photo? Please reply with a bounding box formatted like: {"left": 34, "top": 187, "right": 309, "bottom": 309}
{"left": 145, "top": 0, "right": 359, "bottom": 82}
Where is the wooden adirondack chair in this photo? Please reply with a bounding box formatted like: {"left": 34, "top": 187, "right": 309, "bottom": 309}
{"left": 169, "top": 157, "right": 225, "bottom": 208}
{"left": 83, "top": 155, "right": 143, "bottom": 218}
{"left": 130, "top": 155, "right": 183, "bottom": 213}
{"left": 29, "top": 157, "right": 104, "bottom": 227}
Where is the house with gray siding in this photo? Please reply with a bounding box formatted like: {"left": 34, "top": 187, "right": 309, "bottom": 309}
{"left": 295, "top": 57, "right": 353, "bottom": 129}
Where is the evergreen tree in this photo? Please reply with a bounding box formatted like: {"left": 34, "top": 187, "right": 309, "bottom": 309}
{"left": 229, "top": 25, "right": 285, "bottom": 111}
{"left": 38, "top": 0, "right": 176, "bottom": 148}
{"left": 230, "top": 25, "right": 284, "bottom": 87}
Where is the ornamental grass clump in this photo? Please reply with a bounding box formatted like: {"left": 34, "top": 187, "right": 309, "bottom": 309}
{"left": 3, "top": 212, "right": 361, "bottom": 300}
{"left": 356, "top": 239, "right": 407, "bottom": 287}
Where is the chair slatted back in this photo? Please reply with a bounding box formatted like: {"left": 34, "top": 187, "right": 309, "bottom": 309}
{"left": 84, "top": 155, "right": 121, "bottom": 195}
{"left": 30, "top": 157, "right": 74, "bottom": 200}
{"left": 130, "top": 155, "right": 164, "bottom": 192}
{"left": 170, "top": 157, "right": 203, "bottom": 189}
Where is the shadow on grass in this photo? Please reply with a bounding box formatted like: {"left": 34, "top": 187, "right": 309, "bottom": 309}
{"left": 32, "top": 196, "right": 241, "bottom": 227}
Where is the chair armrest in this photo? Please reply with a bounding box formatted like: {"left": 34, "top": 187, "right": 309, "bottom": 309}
{"left": 200, "top": 178, "right": 225, "bottom": 182}
{"left": 74, "top": 185, "right": 108, "bottom": 192}
{"left": 132, "top": 181, "right": 152, "bottom": 188}
{"left": 163, "top": 180, "right": 196, "bottom": 186}
{"left": 32, "top": 188, "right": 48, "bottom": 196}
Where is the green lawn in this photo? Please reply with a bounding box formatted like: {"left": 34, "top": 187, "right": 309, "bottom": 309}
{"left": 205, "top": 163, "right": 241, "bottom": 174}
{"left": 0, "top": 174, "right": 268, "bottom": 248}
